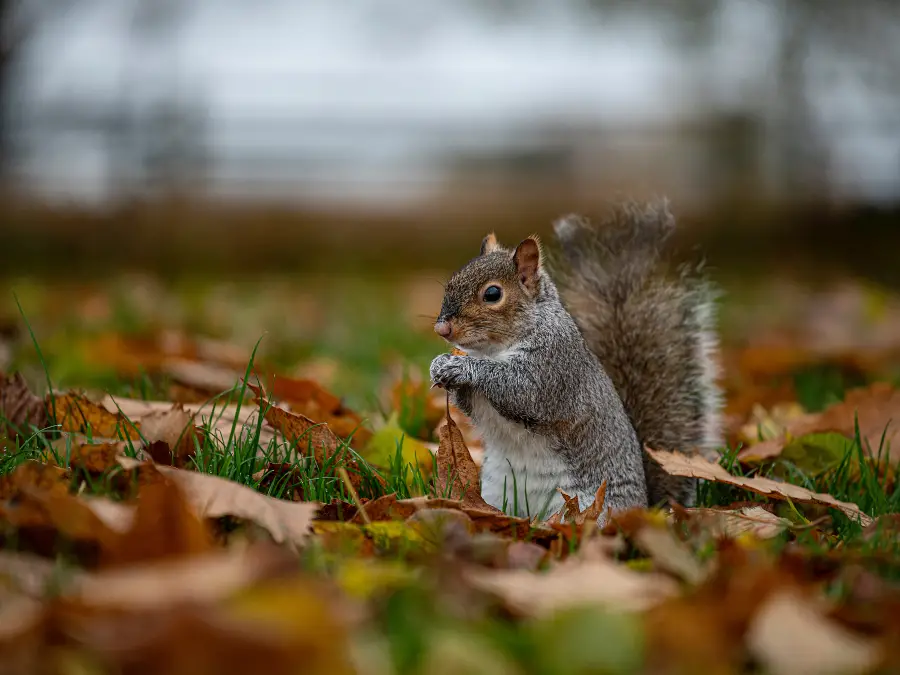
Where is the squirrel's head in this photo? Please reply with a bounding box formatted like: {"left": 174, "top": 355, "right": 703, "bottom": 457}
{"left": 433, "top": 233, "right": 544, "bottom": 356}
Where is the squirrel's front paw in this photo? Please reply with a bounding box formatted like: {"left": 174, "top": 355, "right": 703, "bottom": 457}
{"left": 430, "top": 354, "right": 469, "bottom": 390}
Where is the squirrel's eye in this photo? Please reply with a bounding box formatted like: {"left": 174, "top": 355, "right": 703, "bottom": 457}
{"left": 482, "top": 285, "right": 503, "bottom": 304}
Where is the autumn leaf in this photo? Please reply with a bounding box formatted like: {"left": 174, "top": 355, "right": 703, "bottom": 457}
{"left": 245, "top": 381, "right": 384, "bottom": 492}
{"left": 63, "top": 441, "right": 127, "bottom": 473}
{"left": 361, "top": 411, "right": 434, "bottom": 483}
{"left": 740, "top": 382, "right": 900, "bottom": 464}
{"left": 0, "top": 461, "right": 131, "bottom": 560}
{"left": 546, "top": 482, "right": 607, "bottom": 527}
{"left": 0, "top": 372, "right": 48, "bottom": 442}
{"left": 65, "top": 541, "right": 294, "bottom": 611}
{"left": 268, "top": 374, "right": 371, "bottom": 446}
{"left": 119, "top": 459, "right": 319, "bottom": 549}
{"left": 646, "top": 448, "right": 873, "bottom": 525}
{"left": 679, "top": 505, "right": 792, "bottom": 540}
{"left": 52, "top": 392, "right": 141, "bottom": 440}
{"left": 101, "top": 472, "right": 215, "bottom": 567}
{"left": 435, "top": 405, "right": 497, "bottom": 512}
{"left": 468, "top": 554, "right": 677, "bottom": 617}
{"left": 246, "top": 381, "right": 340, "bottom": 459}
{"left": 139, "top": 403, "right": 205, "bottom": 467}
{"left": 746, "top": 588, "right": 879, "bottom": 675}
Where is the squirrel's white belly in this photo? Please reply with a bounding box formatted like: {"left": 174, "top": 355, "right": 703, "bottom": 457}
{"left": 471, "top": 393, "right": 571, "bottom": 519}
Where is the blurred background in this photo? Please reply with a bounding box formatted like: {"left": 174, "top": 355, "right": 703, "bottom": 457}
{"left": 1, "top": 0, "right": 900, "bottom": 418}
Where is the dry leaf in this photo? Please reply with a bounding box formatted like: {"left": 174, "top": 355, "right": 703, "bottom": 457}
{"left": 66, "top": 542, "right": 293, "bottom": 611}
{"left": 435, "top": 406, "right": 497, "bottom": 512}
{"left": 139, "top": 403, "right": 204, "bottom": 467}
{"left": 245, "top": 382, "right": 383, "bottom": 492}
{"left": 102, "top": 474, "right": 214, "bottom": 567}
{"left": 0, "top": 372, "right": 48, "bottom": 440}
{"left": 63, "top": 441, "right": 126, "bottom": 473}
{"left": 646, "top": 448, "right": 873, "bottom": 525}
{"left": 119, "top": 459, "right": 319, "bottom": 548}
{"left": 52, "top": 392, "right": 141, "bottom": 440}
{"left": 267, "top": 375, "right": 371, "bottom": 446}
{"left": 740, "top": 382, "right": 900, "bottom": 463}
{"left": 0, "top": 460, "right": 69, "bottom": 500}
{"left": 746, "top": 588, "right": 879, "bottom": 675}
{"left": 0, "top": 462, "right": 128, "bottom": 559}
{"left": 468, "top": 555, "right": 676, "bottom": 617}
{"left": 681, "top": 506, "right": 792, "bottom": 540}
{"left": 546, "top": 482, "right": 607, "bottom": 526}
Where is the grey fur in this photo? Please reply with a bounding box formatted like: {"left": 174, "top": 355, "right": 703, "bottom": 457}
{"left": 551, "top": 199, "right": 723, "bottom": 507}
{"left": 430, "top": 198, "right": 721, "bottom": 521}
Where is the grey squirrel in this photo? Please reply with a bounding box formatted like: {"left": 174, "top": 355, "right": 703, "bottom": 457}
{"left": 429, "top": 199, "right": 722, "bottom": 522}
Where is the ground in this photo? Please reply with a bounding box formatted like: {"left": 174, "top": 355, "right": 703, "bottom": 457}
{"left": 1, "top": 272, "right": 899, "bottom": 675}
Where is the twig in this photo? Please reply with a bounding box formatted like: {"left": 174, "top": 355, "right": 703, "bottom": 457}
{"left": 338, "top": 467, "right": 370, "bottom": 525}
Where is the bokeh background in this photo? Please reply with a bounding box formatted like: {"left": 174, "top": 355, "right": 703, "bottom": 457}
{"left": 2, "top": 0, "right": 900, "bottom": 419}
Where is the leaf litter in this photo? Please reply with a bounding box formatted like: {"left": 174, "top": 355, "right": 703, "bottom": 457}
{"left": 3, "top": 287, "right": 900, "bottom": 675}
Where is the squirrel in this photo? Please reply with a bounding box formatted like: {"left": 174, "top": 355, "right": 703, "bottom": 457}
{"left": 429, "top": 199, "right": 722, "bottom": 523}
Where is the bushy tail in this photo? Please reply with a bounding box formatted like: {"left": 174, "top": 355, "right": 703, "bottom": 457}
{"left": 551, "top": 199, "right": 723, "bottom": 507}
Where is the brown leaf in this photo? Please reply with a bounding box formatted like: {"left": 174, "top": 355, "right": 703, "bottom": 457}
{"left": 547, "top": 482, "right": 607, "bottom": 526}
{"left": 102, "top": 470, "right": 215, "bottom": 567}
{"left": 64, "top": 441, "right": 127, "bottom": 473}
{"left": 0, "top": 372, "right": 48, "bottom": 441}
{"left": 0, "top": 460, "right": 69, "bottom": 500}
{"left": 267, "top": 375, "right": 371, "bottom": 447}
{"left": 435, "top": 407, "right": 497, "bottom": 512}
{"left": 348, "top": 495, "right": 559, "bottom": 547}
{"left": 139, "top": 403, "right": 204, "bottom": 467}
{"left": 54, "top": 554, "right": 354, "bottom": 675}
{"left": 119, "top": 459, "right": 319, "bottom": 549}
{"left": 468, "top": 554, "right": 677, "bottom": 617}
{"left": 52, "top": 392, "right": 141, "bottom": 440}
{"left": 646, "top": 448, "right": 873, "bottom": 525}
{"left": 746, "top": 588, "right": 879, "bottom": 675}
{"left": 681, "top": 506, "right": 792, "bottom": 540}
{"left": 245, "top": 381, "right": 383, "bottom": 492}
{"left": 0, "top": 462, "right": 130, "bottom": 561}
{"left": 64, "top": 542, "right": 294, "bottom": 611}
{"left": 246, "top": 382, "right": 340, "bottom": 459}
{"left": 740, "top": 382, "right": 900, "bottom": 463}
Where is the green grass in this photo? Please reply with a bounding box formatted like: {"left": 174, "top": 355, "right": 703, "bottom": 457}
{"left": 6, "top": 282, "right": 900, "bottom": 674}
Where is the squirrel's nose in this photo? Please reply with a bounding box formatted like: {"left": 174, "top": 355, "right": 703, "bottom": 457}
{"left": 434, "top": 321, "right": 452, "bottom": 338}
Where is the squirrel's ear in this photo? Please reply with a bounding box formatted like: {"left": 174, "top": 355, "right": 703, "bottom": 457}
{"left": 480, "top": 232, "right": 500, "bottom": 256}
{"left": 513, "top": 236, "right": 542, "bottom": 293}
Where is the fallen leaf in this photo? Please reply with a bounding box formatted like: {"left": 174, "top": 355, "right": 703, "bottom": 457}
{"left": 746, "top": 588, "right": 879, "bottom": 675}
{"left": 468, "top": 555, "right": 677, "bottom": 617}
{"left": 0, "top": 460, "right": 69, "bottom": 500}
{"left": 62, "top": 441, "right": 126, "bottom": 473}
{"left": 680, "top": 506, "right": 792, "bottom": 540}
{"left": 65, "top": 542, "right": 293, "bottom": 610}
{"left": 0, "top": 462, "right": 128, "bottom": 561}
{"left": 632, "top": 524, "right": 709, "bottom": 585}
{"left": 102, "top": 472, "right": 214, "bottom": 566}
{"left": 740, "top": 382, "right": 900, "bottom": 463}
{"left": 435, "top": 406, "right": 496, "bottom": 512}
{"left": 268, "top": 374, "right": 371, "bottom": 446}
{"left": 546, "top": 482, "right": 607, "bottom": 526}
{"left": 52, "top": 392, "right": 141, "bottom": 440}
{"left": 739, "top": 401, "right": 809, "bottom": 444}
{"left": 245, "top": 382, "right": 384, "bottom": 492}
{"left": 0, "top": 372, "right": 48, "bottom": 441}
{"left": 139, "top": 403, "right": 204, "bottom": 467}
{"left": 119, "top": 459, "right": 319, "bottom": 549}
{"left": 646, "top": 448, "right": 873, "bottom": 525}
{"left": 361, "top": 411, "right": 434, "bottom": 482}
